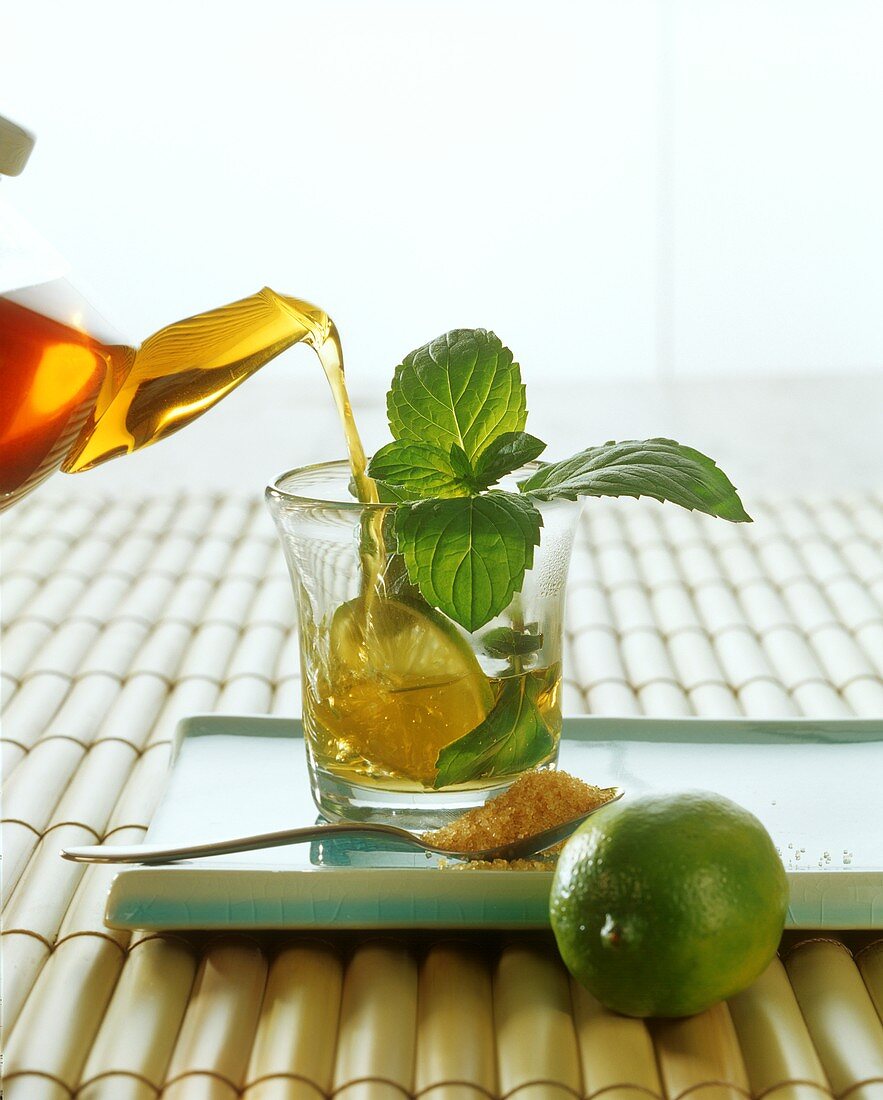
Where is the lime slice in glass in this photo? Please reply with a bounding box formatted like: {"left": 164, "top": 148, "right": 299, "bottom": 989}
{"left": 321, "top": 596, "right": 495, "bottom": 783}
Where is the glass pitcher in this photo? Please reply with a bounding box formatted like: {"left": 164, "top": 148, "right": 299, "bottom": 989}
{"left": 0, "top": 114, "right": 343, "bottom": 512}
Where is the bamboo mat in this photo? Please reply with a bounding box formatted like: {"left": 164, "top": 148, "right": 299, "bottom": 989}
{"left": 2, "top": 488, "right": 883, "bottom": 1097}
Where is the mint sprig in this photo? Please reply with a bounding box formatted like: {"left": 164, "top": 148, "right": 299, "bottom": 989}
{"left": 370, "top": 328, "right": 751, "bottom": 632}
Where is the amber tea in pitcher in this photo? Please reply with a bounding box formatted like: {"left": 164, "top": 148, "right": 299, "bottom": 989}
{"left": 0, "top": 281, "right": 130, "bottom": 504}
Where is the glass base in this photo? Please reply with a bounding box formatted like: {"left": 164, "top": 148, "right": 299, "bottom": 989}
{"left": 309, "top": 761, "right": 529, "bottom": 830}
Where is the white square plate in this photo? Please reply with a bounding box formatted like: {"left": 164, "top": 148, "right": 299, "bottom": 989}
{"left": 105, "top": 715, "right": 883, "bottom": 930}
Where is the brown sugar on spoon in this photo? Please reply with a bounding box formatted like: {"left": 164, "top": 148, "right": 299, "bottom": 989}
{"left": 424, "top": 769, "right": 612, "bottom": 868}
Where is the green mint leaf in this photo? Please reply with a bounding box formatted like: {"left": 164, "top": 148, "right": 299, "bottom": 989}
{"left": 472, "top": 432, "right": 547, "bottom": 490}
{"left": 434, "top": 674, "right": 555, "bottom": 788}
{"left": 394, "top": 491, "right": 543, "bottom": 632}
{"left": 448, "top": 444, "right": 474, "bottom": 480}
{"left": 375, "top": 481, "right": 422, "bottom": 503}
{"left": 481, "top": 625, "right": 544, "bottom": 659}
{"left": 519, "top": 438, "right": 752, "bottom": 522}
{"left": 352, "top": 470, "right": 419, "bottom": 503}
{"left": 387, "top": 329, "right": 527, "bottom": 461}
{"left": 368, "top": 441, "right": 473, "bottom": 499}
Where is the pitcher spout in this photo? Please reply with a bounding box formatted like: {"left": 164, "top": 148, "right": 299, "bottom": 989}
{"left": 62, "top": 288, "right": 334, "bottom": 473}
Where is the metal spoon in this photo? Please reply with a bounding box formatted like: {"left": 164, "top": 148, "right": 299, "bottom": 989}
{"left": 61, "top": 787, "right": 623, "bottom": 865}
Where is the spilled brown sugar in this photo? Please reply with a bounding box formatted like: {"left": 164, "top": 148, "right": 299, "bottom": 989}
{"left": 424, "top": 769, "right": 611, "bottom": 868}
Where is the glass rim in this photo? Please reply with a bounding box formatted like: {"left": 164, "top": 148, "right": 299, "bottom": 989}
{"left": 264, "top": 458, "right": 546, "bottom": 511}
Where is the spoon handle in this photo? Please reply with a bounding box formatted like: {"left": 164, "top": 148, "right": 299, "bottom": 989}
{"left": 61, "top": 821, "right": 420, "bottom": 864}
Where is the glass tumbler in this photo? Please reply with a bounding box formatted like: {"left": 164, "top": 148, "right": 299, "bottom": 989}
{"left": 267, "top": 460, "right": 583, "bottom": 827}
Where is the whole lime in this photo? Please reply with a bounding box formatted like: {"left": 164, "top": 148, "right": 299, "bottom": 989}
{"left": 549, "top": 790, "right": 788, "bottom": 1017}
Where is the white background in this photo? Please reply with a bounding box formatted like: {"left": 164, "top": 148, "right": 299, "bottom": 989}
{"left": 4, "top": 0, "right": 883, "bottom": 389}
{"left": 2, "top": 1, "right": 883, "bottom": 498}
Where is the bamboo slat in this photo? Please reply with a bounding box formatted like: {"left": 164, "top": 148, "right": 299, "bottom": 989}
{"left": 149, "top": 534, "right": 209, "bottom": 583}
{"left": 243, "top": 1080, "right": 330, "bottom": 1100}
{"left": 103, "top": 744, "right": 172, "bottom": 835}
{"left": 144, "top": 679, "right": 221, "bottom": 747}
{"left": 855, "top": 624, "right": 883, "bottom": 677}
{"left": 583, "top": 678, "right": 642, "bottom": 715}
{"left": 128, "top": 621, "right": 198, "bottom": 682}
{"left": 38, "top": 673, "right": 126, "bottom": 747}
{"left": 91, "top": 674, "right": 171, "bottom": 749}
{"left": 650, "top": 1001, "right": 751, "bottom": 1100}
{"left": 566, "top": 584, "right": 614, "bottom": 631}
{"left": 1, "top": 671, "right": 73, "bottom": 753}
{"left": 25, "top": 618, "right": 102, "bottom": 678}
{"left": 216, "top": 675, "right": 275, "bottom": 715}
{"left": 2, "top": 737, "right": 27, "bottom": 774}
{"left": 161, "top": 939, "right": 268, "bottom": 1096}
{"left": 57, "top": 571, "right": 134, "bottom": 626}
{"left": 156, "top": 574, "right": 214, "bottom": 626}
{"left": 78, "top": 620, "right": 152, "bottom": 679}
{"left": 202, "top": 576, "right": 263, "bottom": 626}
{"left": 2, "top": 737, "right": 86, "bottom": 832}
{"left": 176, "top": 621, "right": 241, "bottom": 681}
{"left": 55, "top": 532, "right": 119, "bottom": 582}
{"left": 560, "top": 679, "right": 588, "bottom": 714}
{"left": 784, "top": 940, "right": 883, "bottom": 1098}
{"left": 233, "top": 532, "right": 276, "bottom": 566}
{"left": 2, "top": 669, "right": 20, "bottom": 705}
{"left": 13, "top": 572, "right": 86, "bottom": 624}
{"left": 3, "top": 823, "right": 95, "bottom": 938}
{"left": 244, "top": 942, "right": 344, "bottom": 1096}
{"left": 184, "top": 535, "right": 238, "bottom": 583}
{"left": 726, "top": 958, "right": 830, "bottom": 1099}
{"left": 414, "top": 944, "right": 497, "bottom": 1099}
{"left": 2, "top": 487, "right": 882, "bottom": 1097}
{"left": 248, "top": 576, "right": 296, "bottom": 629}
{"left": 226, "top": 624, "right": 287, "bottom": 682}
{"left": 636, "top": 679, "right": 693, "bottom": 716}
{"left": 4, "top": 935, "right": 125, "bottom": 1088}
{"left": 688, "top": 681, "right": 742, "bottom": 716}
{"left": 737, "top": 677, "right": 799, "bottom": 717}
{"left": 1, "top": 930, "right": 51, "bottom": 1033}
{"left": 493, "top": 942, "right": 582, "bottom": 1100}
{"left": 1, "top": 819, "right": 41, "bottom": 901}
{"left": 113, "top": 571, "right": 176, "bottom": 624}
{"left": 47, "top": 739, "right": 138, "bottom": 831}
{"left": 273, "top": 630, "right": 302, "bottom": 682}
{"left": 333, "top": 941, "right": 419, "bottom": 1100}
{"left": 0, "top": 573, "right": 41, "bottom": 619}
{"left": 2, "top": 620, "right": 55, "bottom": 679}
{"left": 56, "top": 826, "right": 146, "bottom": 946}
{"left": 271, "top": 674, "right": 303, "bottom": 716}
{"left": 569, "top": 978, "right": 663, "bottom": 1100}
{"left": 97, "top": 531, "right": 159, "bottom": 580}
{"left": 857, "top": 940, "right": 883, "bottom": 1024}
{"left": 79, "top": 936, "right": 198, "bottom": 1092}
{"left": 2, "top": 1074, "right": 73, "bottom": 1100}
{"left": 844, "top": 676, "right": 883, "bottom": 715}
